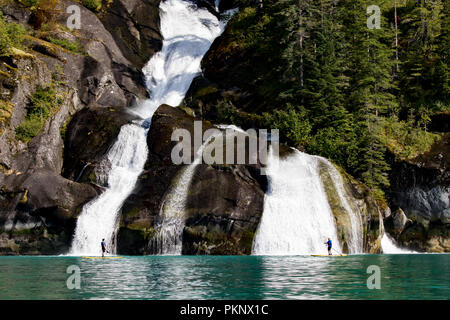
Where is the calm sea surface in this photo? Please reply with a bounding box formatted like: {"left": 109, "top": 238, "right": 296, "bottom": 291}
{"left": 0, "top": 255, "right": 448, "bottom": 300}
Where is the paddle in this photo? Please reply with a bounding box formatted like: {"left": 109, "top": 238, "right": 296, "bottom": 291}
{"left": 331, "top": 247, "right": 343, "bottom": 255}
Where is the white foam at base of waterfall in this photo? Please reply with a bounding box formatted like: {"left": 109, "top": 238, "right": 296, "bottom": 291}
{"left": 381, "top": 233, "right": 418, "bottom": 254}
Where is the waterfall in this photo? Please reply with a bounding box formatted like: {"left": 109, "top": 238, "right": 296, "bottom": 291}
{"left": 70, "top": 0, "right": 229, "bottom": 256}
{"left": 151, "top": 142, "right": 205, "bottom": 255}
{"left": 152, "top": 125, "right": 241, "bottom": 254}
{"left": 70, "top": 124, "right": 148, "bottom": 255}
{"left": 323, "top": 162, "right": 364, "bottom": 253}
{"left": 381, "top": 234, "right": 417, "bottom": 254}
{"left": 253, "top": 149, "right": 343, "bottom": 255}
{"left": 252, "top": 148, "right": 366, "bottom": 255}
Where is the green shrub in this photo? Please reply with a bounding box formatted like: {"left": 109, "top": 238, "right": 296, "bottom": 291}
{"left": 0, "top": 12, "right": 26, "bottom": 56}
{"left": 216, "top": 100, "right": 242, "bottom": 126}
{"left": 15, "top": 85, "right": 64, "bottom": 142}
{"left": 0, "top": 15, "right": 9, "bottom": 55}
{"left": 47, "top": 36, "right": 82, "bottom": 53}
{"left": 0, "top": 99, "right": 13, "bottom": 124}
{"left": 15, "top": 0, "right": 39, "bottom": 8}
{"left": 82, "top": 0, "right": 101, "bottom": 11}
{"left": 15, "top": 116, "right": 43, "bottom": 142}
{"left": 6, "top": 22, "right": 25, "bottom": 48}
{"left": 376, "top": 118, "right": 442, "bottom": 160}
{"left": 263, "top": 105, "right": 312, "bottom": 146}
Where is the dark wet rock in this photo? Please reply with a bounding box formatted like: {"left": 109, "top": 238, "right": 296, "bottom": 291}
{"left": 219, "top": 0, "right": 252, "bottom": 12}
{"left": 62, "top": 107, "right": 138, "bottom": 183}
{"left": 384, "top": 208, "right": 411, "bottom": 236}
{"left": 97, "top": 0, "right": 163, "bottom": 70}
{"left": 182, "top": 162, "right": 265, "bottom": 255}
{"left": 0, "top": 0, "right": 161, "bottom": 255}
{"left": 393, "top": 221, "right": 450, "bottom": 253}
{"left": 0, "top": 169, "right": 98, "bottom": 255}
{"left": 387, "top": 134, "right": 450, "bottom": 252}
{"left": 117, "top": 104, "right": 267, "bottom": 255}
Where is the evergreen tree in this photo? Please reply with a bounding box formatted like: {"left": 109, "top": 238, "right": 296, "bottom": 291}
{"left": 277, "top": 0, "right": 352, "bottom": 131}
{"left": 435, "top": 0, "right": 450, "bottom": 103}
{"left": 340, "top": 0, "right": 396, "bottom": 193}
{"left": 399, "top": 0, "right": 444, "bottom": 115}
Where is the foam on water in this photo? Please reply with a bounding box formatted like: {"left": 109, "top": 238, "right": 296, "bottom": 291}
{"left": 381, "top": 233, "right": 417, "bottom": 254}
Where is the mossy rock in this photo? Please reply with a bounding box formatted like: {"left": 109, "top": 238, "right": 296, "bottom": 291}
{"left": 193, "top": 85, "right": 218, "bottom": 99}
{"left": 319, "top": 162, "right": 352, "bottom": 253}
{"left": 117, "top": 227, "right": 150, "bottom": 255}
{"left": 178, "top": 105, "right": 195, "bottom": 117}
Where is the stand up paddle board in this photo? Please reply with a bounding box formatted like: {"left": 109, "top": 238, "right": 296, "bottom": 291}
{"left": 311, "top": 254, "right": 347, "bottom": 257}
{"left": 81, "top": 256, "right": 123, "bottom": 259}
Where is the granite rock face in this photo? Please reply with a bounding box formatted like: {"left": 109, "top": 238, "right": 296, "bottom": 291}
{"left": 0, "top": 0, "right": 161, "bottom": 254}
{"left": 117, "top": 105, "right": 267, "bottom": 255}
{"left": 386, "top": 134, "right": 450, "bottom": 252}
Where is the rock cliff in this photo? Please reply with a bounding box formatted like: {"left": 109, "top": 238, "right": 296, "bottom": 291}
{"left": 1, "top": 0, "right": 446, "bottom": 255}
{"left": 386, "top": 134, "right": 449, "bottom": 252}
{"left": 118, "top": 104, "right": 267, "bottom": 255}
{"left": 0, "top": 0, "right": 160, "bottom": 254}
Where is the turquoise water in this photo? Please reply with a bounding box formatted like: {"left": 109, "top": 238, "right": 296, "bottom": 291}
{"left": 0, "top": 255, "right": 448, "bottom": 300}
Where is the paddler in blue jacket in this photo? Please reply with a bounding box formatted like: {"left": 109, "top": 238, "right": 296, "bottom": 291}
{"left": 325, "top": 238, "right": 332, "bottom": 255}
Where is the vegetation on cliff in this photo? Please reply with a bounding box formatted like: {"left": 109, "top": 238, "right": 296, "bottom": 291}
{"left": 0, "top": 11, "right": 26, "bottom": 56}
{"left": 15, "top": 84, "right": 65, "bottom": 142}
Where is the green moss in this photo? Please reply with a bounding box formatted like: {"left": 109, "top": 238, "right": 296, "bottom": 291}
{"left": 47, "top": 36, "right": 82, "bottom": 54}
{"left": 86, "top": 170, "right": 97, "bottom": 183}
{"left": 59, "top": 117, "right": 69, "bottom": 141}
{"left": 0, "top": 99, "right": 13, "bottom": 125}
{"left": 238, "top": 229, "right": 255, "bottom": 253}
{"left": 0, "top": 11, "right": 27, "bottom": 56}
{"left": 123, "top": 207, "right": 140, "bottom": 218}
{"left": 127, "top": 220, "right": 151, "bottom": 231}
{"left": 178, "top": 105, "right": 195, "bottom": 117}
{"left": 15, "top": 0, "right": 39, "bottom": 7}
{"left": 0, "top": 0, "right": 13, "bottom": 6}
{"left": 194, "top": 86, "right": 218, "bottom": 99}
{"left": 10, "top": 228, "right": 32, "bottom": 235}
{"left": 81, "top": 0, "right": 102, "bottom": 12}
{"left": 0, "top": 69, "right": 10, "bottom": 78}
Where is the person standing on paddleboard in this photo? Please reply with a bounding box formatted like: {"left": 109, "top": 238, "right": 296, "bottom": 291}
{"left": 101, "top": 239, "right": 107, "bottom": 257}
{"left": 325, "top": 238, "right": 332, "bottom": 255}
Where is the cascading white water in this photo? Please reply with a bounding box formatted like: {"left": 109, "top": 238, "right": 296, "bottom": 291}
{"left": 132, "top": 0, "right": 229, "bottom": 119}
{"left": 381, "top": 233, "right": 417, "bottom": 254}
{"left": 252, "top": 149, "right": 343, "bottom": 255}
{"left": 70, "top": 0, "right": 229, "bottom": 256}
{"left": 323, "top": 162, "right": 364, "bottom": 253}
{"left": 70, "top": 124, "right": 148, "bottom": 255}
